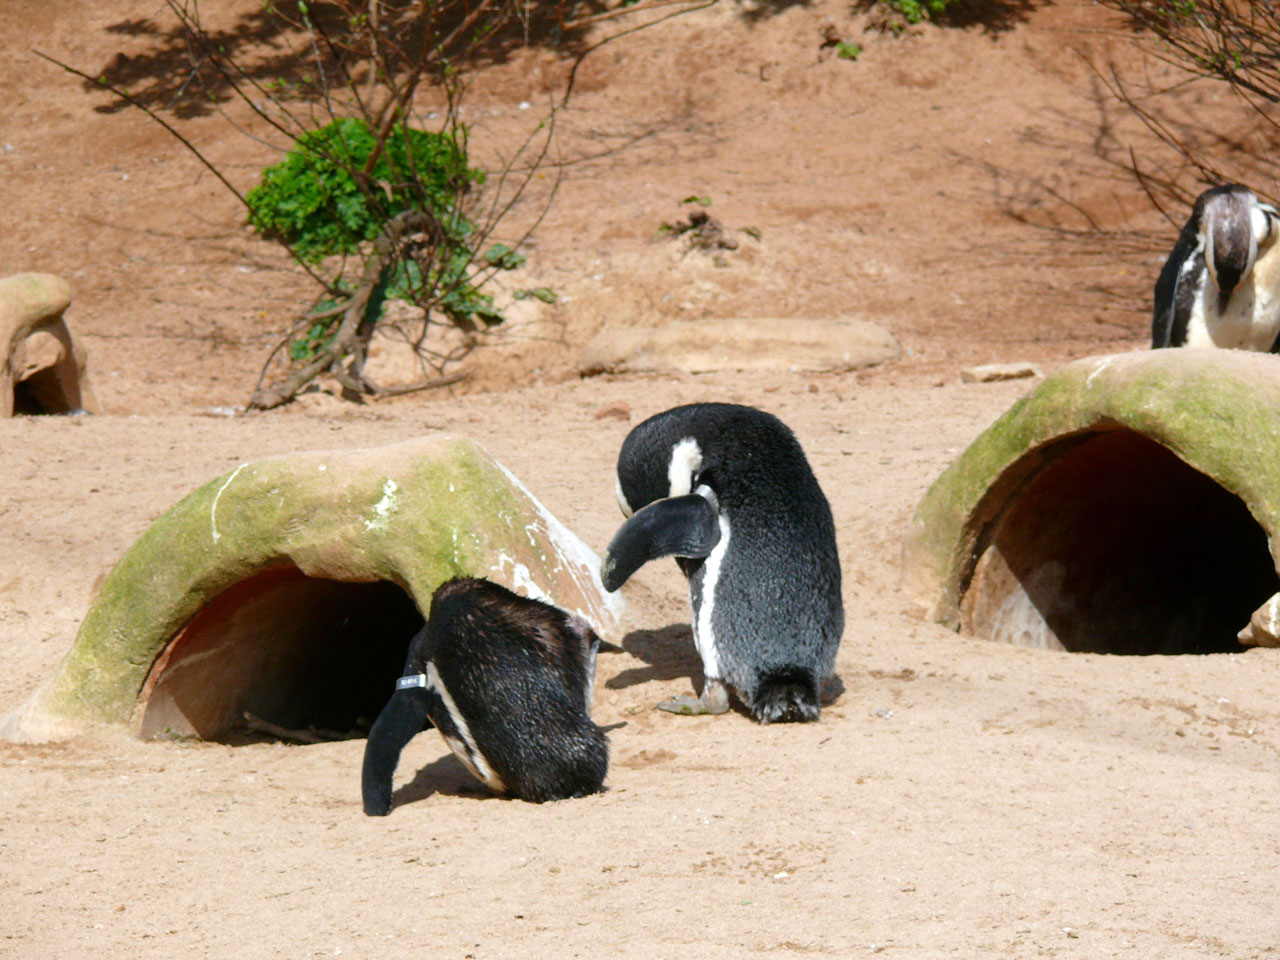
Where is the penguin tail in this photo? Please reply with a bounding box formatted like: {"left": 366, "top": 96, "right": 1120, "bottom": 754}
{"left": 751, "top": 668, "right": 821, "bottom": 724}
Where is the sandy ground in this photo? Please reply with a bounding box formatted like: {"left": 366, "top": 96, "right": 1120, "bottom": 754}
{"left": 4, "top": 0, "right": 1280, "bottom": 957}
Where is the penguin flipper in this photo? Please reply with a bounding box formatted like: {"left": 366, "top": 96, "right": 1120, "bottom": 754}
{"left": 362, "top": 687, "right": 432, "bottom": 816}
{"left": 600, "top": 494, "right": 720, "bottom": 592}
{"left": 1153, "top": 217, "right": 1203, "bottom": 348}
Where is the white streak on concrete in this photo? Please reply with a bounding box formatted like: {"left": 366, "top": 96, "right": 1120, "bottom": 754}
{"left": 210, "top": 463, "right": 248, "bottom": 543}
{"left": 490, "top": 551, "right": 551, "bottom": 602}
{"left": 489, "top": 454, "right": 626, "bottom": 624}
{"left": 364, "top": 478, "right": 401, "bottom": 531}
{"left": 1085, "top": 356, "right": 1115, "bottom": 389}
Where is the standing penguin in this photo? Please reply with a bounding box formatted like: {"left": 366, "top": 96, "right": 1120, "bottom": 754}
{"left": 601, "top": 403, "right": 843, "bottom": 723}
{"left": 1153, "top": 183, "right": 1280, "bottom": 351}
{"left": 361, "top": 577, "right": 608, "bottom": 815}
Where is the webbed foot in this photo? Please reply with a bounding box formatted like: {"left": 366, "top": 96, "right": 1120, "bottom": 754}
{"left": 656, "top": 679, "right": 730, "bottom": 716}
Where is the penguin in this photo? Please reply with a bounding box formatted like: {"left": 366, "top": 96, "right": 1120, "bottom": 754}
{"left": 361, "top": 576, "right": 608, "bottom": 815}
{"left": 601, "top": 403, "right": 843, "bottom": 724}
{"left": 1152, "top": 183, "right": 1280, "bottom": 351}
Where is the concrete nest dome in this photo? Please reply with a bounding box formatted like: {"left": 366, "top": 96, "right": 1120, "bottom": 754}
{"left": 1, "top": 273, "right": 100, "bottom": 416}
{"left": 903, "top": 349, "right": 1280, "bottom": 655}
{"left": 2, "top": 436, "right": 622, "bottom": 742}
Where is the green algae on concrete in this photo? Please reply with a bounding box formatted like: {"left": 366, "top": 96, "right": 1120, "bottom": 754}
{"left": 903, "top": 349, "right": 1280, "bottom": 628}
{"left": 4, "top": 436, "right": 622, "bottom": 739}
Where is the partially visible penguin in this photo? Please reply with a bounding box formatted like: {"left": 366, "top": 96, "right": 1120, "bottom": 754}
{"left": 362, "top": 577, "right": 608, "bottom": 815}
{"left": 1153, "top": 183, "right": 1280, "bottom": 351}
{"left": 601, "top": 403, "right": 843, "bottom": 723}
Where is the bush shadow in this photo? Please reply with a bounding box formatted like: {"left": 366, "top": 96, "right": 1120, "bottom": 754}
{"left": 852, "top": 0, "right": 1050, "bottom": 35}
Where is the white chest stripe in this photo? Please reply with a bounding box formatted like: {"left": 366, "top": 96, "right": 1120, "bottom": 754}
{"left": 425, "top": 663, "right": 506, "bottom": 793}
{"left": 667, "top": 437, "right": 703, "bottom": 497}
{"left": 694, "top": 511, "right": 731, "bottom": 682}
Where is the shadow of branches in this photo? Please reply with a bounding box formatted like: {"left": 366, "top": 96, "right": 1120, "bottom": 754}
{"left": 84, "top": 0, "right": 823, "bottom": 119}
{"left": 851, "top": 0, "right": 1050, "bottom": 36}
{"left": 90, "top": 0, "right": 612, "bottom": 118}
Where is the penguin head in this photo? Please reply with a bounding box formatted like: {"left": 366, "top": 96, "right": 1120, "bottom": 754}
{"left": 616, "top": 428, "right": 706, "bottom": 515}
{"left": 1201, "top": 184, "right": 1263, "bottom": 299}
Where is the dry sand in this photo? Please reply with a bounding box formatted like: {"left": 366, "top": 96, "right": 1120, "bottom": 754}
{"left": 3, "top": 1, "right": 1280, "bottom": 957}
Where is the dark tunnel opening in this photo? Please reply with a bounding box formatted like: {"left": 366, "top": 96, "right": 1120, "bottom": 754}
{"left": 137, "top": 566, "right": 424, "bottom": 742}
{"left": 959, "top": 428, "right": 1280, "bottom": 655}
{"left": 13, "top": 367, "right": 75, "bottom": 415}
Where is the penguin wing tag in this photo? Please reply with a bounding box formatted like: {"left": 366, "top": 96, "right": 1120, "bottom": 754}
{"left": 600, "top": 494, "right": 720, "bottom": 592}
{"left": 396, "top": 673, "right": 429, "bottom": 690}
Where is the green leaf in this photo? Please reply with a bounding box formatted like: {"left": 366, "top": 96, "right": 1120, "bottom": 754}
{"left": 835, "top": 41, "right": 861, "bottom": 61}
{"left": 482, "top": 243, "right": 527, "bottom": 270}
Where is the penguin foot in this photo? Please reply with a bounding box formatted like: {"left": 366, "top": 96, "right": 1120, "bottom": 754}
{"left": 819, "top": 674, "right": 845, "bottom": 706}
{"left": 656, "top": 680, "right": 730, "bottom": 716}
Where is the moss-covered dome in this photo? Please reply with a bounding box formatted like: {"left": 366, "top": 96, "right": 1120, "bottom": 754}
{"left": 904, "top": 349, "right": 1280, "bottom": 655}
{"left": 3, "top": 436, "right": 621, "bottom": 741}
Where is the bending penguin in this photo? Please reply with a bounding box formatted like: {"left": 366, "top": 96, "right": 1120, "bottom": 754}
{"left": 1153, "top": 183, "right": 1280, "bottom": 351}
{"left": 601, "top": 403, "right": 843, "bottom": 723}
{"left": 362, "top": 576, "right": 608, "bottom": 815}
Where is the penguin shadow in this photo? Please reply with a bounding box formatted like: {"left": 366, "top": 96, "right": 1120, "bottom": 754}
{"left": 605, "top": 623, "right": 704, "bottom": 691}
{"left": 605, "top": 624, "right": 848, "bottom": 716}
{"left": 389, "top": 751, "right": 500, "bottom": 810}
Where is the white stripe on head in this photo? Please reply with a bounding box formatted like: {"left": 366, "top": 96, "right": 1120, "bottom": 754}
{"left": 1254, "top": 202, "right": 1279, "bottom": 246}
{"left": 615, "top": 474, "right": 633, "bottom": 518}
{"left": 667, "top": 437, "right": 703, "bottom": 498}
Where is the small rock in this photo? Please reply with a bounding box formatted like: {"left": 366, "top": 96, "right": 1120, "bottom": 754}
{"left": 594, "top": 400, "right": 631, "bottom": 421}
{"left": 960, "top": 362, "right": 1042, "bottom": 383}
{"left": 1237, "top": 592, "right": 1280, "bottom": 646}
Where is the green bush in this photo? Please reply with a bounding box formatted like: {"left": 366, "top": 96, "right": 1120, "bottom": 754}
{"left": 245, "top": 117, "right": 483, "bottom": 263}
{"left": 246, "top": 117, "right": 523, "bottom": 336}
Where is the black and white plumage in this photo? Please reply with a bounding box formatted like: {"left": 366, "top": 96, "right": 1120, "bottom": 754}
{"left": 361, "top": 577, "right": 607, "bottom": 815}
{"left": 601, "top": 403, "right": 844, "bottom": 724}
{"left": 1153, "top": 183, "right": 1280, "bottom": 351}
